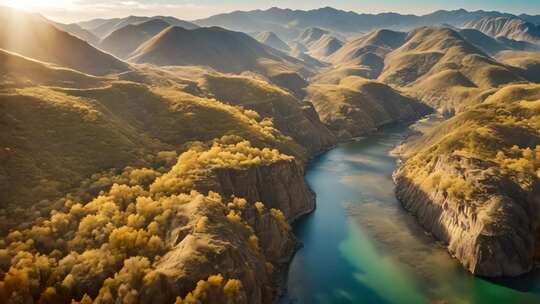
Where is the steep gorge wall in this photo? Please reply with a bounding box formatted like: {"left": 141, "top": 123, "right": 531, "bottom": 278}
{"left": 154, "top": 194, "right": 297, "bottom": 304}
{"left": 180, "top": 158, "right": 315, "bottom": 301}
{"left": 208, "top": 160, "right": 315, "bottom": 221}
{"left": 394, "top": 155, "right": 540, "bottom": 277}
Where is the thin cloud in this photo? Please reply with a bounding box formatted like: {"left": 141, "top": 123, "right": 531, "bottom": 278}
{"left": 0, "top": 0, "right": 216, "bottom": 22}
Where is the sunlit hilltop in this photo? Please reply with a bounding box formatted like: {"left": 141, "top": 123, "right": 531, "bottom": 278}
{"left": 1, "top": 2, "right": 540, "bottom": 304}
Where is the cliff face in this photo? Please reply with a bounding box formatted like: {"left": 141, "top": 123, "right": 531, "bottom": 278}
{"left": 393, "top": 83, "right": 540, "bottom": 277}
{"left": 394, "top": 155, "right": 540, "bottom": 277}
{"left": 206, "top": 160, "right": 315, "bottom": 221}
{"left": 174, "top": 149, "right": 315, "bottom": 301}
{"left": 0, "top": 137, "right": 313, "bottom": 303}
{"left": 155, "top": 194, "right": 297, "bottom": 304}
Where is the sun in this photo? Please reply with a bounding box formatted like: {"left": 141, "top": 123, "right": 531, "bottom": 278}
{"left": 1, "top": 0, "right": 27, "bottom": 10}
{"left": 0, "top": 0, "right": 70, "bottom": 11}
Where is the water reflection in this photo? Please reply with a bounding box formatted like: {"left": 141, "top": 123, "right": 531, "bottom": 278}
{"left": 283, "top": 122, "right": 540, "bottom": 304}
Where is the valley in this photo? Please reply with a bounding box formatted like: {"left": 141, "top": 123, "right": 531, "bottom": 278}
{"left": 285, "top": 119, "right": 540, "bottom": 304}
{"left": 1, "top": 3, "right": 540, "bottom": 304}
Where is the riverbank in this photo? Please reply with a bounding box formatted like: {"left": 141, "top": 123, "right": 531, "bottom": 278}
{"left": 280, "top": 121, "right": 540, "bottom": 304}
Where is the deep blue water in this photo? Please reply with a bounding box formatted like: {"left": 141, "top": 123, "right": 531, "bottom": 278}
{"left": 282, "top": 122, "right": 540, "bottom": 304}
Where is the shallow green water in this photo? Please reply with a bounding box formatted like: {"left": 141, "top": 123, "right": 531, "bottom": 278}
{"left": 282, "top": 122, "right": 540, "bottom": 304}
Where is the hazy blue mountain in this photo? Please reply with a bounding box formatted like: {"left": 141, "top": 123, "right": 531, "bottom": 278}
{"left": 255, "top": 31, "right": 290, "bottom": 52}
{"left": 520, "top": 14, "right": 540, "bottom": 25}
{"left": 194, "top": 7, "right": 538, "bottom": 37}
{"left": 463, "top": 16, "right": 540, "bottom": 44}
{"left": 51, "top": 21, "right": 100, "bottom": 46}
{"left": 78, "top": 15, "right": 198, "bottom": 38}
{"left": 99, "top": 19, "right": 172, "bottom": 58}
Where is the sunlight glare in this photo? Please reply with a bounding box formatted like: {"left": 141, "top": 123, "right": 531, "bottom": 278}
{"left": 0, "top": 0, "right": 72, "bottom": 11}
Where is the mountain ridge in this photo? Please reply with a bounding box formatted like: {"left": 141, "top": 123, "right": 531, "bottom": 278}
{"left": 99, "top": 19, "right": 172, "bottom": 59}
{"left": 463, "top": 16, "right": 540, "bottom": 45}
{"left": 0, "top": 6, "right": 130, "bottom": 76}
{"left": 194, "top": 7, "right": 540, "bottom": 37}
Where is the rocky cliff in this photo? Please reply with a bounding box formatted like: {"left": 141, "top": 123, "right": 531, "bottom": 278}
{"left": 393, "top": 83, "right": 540, "bottom": 277}
{"left": 395, "top": 152, "right": 540, "bottom": 277}
{"left": 151, "top": 143, "right": 315, "bottom": 303}
{"left": 151, "top": 138, "right": 315, "bottom": 301}
{"left": 203, "top": 160, "right": 314, "bottom": 221}
{"left": 0, "top": 138, "right": 313, "bottom": 303}
{"left": 155, "top": 193, "right": 298, "bottom": 304}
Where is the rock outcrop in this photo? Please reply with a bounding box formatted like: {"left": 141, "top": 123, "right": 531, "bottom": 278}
{"left": 203, "top": 159, "right": 315, "bottom": 221}
{"left": 155, "top": 193, "right": 297, "bottom": 304}
{"left": 394, "top": 155, "right": 540, "bottom": 277}
{"left": 393, "top": 83, "right": 540, "bottom": 277}
{"left": 156, "top": 157, "right": 313, "bottom": 303}
{"left": 151, "top": 138, "right": 315, "bottom": 301}
{"left": 0, "top": 137, "right": 311, "bottom": 303}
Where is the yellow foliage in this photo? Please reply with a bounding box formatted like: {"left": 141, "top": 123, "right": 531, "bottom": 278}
{"left": 195, "top": 216, "right": 209, "bottom": 233}
{"left": 248, "top": 235, "right": 260, "bottom": 252}
{"left": 265, "top": 262, "right": 274, "bottom": 274}
{"left": 226, "top": 210, "right": 242, "bottom": 224}
{"left": 270, "top": 208, "right": 286, "bottom": 223}
{"left": 223, "top": 279, "right": 243, "bottom": 299}
{"left": 151, "top": 136, "right": 292, "bottom": 195}
{"left": 254, "top": 202, "right": 265, "bottom": 214}
{"left": 207, "top": 274, "right": 224, "bottom": 286}
{"left": 0, "top": 131, "right": 291, "bottom": 303}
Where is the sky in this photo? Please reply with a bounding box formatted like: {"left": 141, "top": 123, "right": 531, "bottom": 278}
{"left": 1, "top": 0, "right": 540, "bottom": 23}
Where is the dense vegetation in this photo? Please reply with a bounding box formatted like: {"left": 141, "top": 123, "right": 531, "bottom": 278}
{"left": 400, "top": 83, "right": 540, "bottom": 200}
{"left": 0, "top": 137, "right": 292, "bottom": 303}
{"left": 0, "top": 28, "right": 309, "bottom": 301}
{"left": 1, "top": 49, "right": 305, "bottom": 211}
{"left": 3, "top": 4, "right": 540, "bottom": 301}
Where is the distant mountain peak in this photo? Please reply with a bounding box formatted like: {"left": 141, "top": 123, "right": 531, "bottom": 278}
{"left": 255, "top": 31, "right": 291, "bottom": 51}
{"left": 463, "top": 16, "right": 540, "bottom": 45}
{"left": 194, "top": 6, "right": 539, "bottom": 41}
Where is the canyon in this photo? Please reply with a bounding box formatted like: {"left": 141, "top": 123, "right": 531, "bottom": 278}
{"left": 1, "top": 4, "right": 540, "bottom": 304}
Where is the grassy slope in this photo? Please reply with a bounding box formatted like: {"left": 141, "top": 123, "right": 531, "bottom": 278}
{"left": 127, "top": 26, "right": 313, "bottom": 98}
{"left": 99, "top": 19, "right": 171, "bottom": 59}
{"left": 0, "top": 137, "right": 295, "bottom": 303}
{"left": 0, "top": 51, "right": 300, "bottom": 208}
{"left": 129, "top": 26, "right": 307, "bottom": 75}
{"left": 0, "top": 7, "right": 130, "bottom": 76}
{"left": 496, "top": 51, "right": 540, "bottom": 83}
{"left": 200, "top": 74, "right": 336, "bottom": 153}
{"left": 378, "top": 27, "right": 525, "bottom": 113}
{"left": 0, "top": 49, "right": 107, "bottom": 89}
{"left": 307, "top": 76, "right": 431, "bottom": 139}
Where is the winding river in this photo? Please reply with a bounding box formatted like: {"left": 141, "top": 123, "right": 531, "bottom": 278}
{"left": 282, "top": 119, "right": 540, "bottom": 304}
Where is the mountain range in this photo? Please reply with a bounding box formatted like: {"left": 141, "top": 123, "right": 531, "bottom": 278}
{"left": 1, "top": 4, "right": 540, "bottom": 304}
{"left": 77, "top": 15, "right": 198, "bottom": 38}
{"left": 193, "top": 7, "right": 540, "bottom": 39}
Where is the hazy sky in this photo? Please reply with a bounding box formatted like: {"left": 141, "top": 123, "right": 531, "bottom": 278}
{"left": 2, "top": 0, "right": 540, "bottom": 23}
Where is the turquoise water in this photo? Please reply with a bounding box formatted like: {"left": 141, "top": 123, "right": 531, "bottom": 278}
{"left": 282, "top": 123, "right": 540, "bottom": 304}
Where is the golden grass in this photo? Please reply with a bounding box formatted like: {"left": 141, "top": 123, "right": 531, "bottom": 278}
{"left": 401, "top": 83, "right": 540, "bottom": 201}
